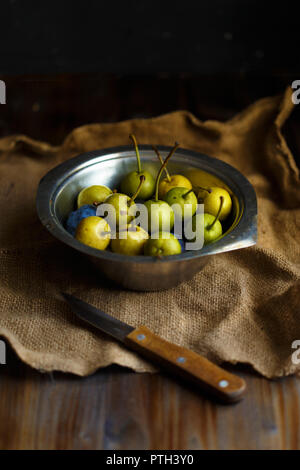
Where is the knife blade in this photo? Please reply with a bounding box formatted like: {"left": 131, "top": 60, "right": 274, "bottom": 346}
{"left": 62, "top": 292, "right": 246, "bottom": 403}
{"left": 62, "top": 292, "right": 134, "bottom": 341}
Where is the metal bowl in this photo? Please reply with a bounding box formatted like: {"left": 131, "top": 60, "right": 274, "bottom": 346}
{"left": 36, "top": 145, "right": 257, "bottom": 291}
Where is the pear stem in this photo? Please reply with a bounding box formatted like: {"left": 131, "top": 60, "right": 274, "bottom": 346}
{"left": 128, "top": 175, "right": 145, "bottom": 205}
{"left": 182, "top": 189, "right": 194, "bottom": 199}
{"left": 154, "top": 142, "right": 180, "bottom": 201}
{"left": 129, "top": 134, "right": 142, "bottom": 174}
{"left": 208, "top": 196, "right": 224, "bottom": 230}
{"left": 195, "top": 185, "right": 212, "bottom": 194}
{"left": 152, "top": 145, "right": 171, "bottom": 182}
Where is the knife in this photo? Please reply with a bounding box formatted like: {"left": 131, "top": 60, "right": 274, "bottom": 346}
{"left": 62, "top": 292, "right": 246, "bottom": 403}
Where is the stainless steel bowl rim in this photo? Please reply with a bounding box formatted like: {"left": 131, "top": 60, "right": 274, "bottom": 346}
{"left": 36, "top": 145, "right": 257, "bottom": 264}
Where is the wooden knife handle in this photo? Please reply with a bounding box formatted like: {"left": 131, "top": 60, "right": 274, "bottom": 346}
{"left": 125, "top": 326, "right": 246, "bottom": 403}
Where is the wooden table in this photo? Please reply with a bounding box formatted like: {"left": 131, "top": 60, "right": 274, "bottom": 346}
{"left": 0, "top": 347, "right": 299, "bottom": 450}
{"left": 0, "top": 74, "right": 299, "bottom": 450}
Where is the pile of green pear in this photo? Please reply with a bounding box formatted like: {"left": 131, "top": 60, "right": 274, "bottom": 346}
{"left": 69, "top": 135, "right": 233, "bottom": 257}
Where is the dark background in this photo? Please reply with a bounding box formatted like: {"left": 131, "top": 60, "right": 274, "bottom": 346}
{"left": 1, "top": 0, "right": 299, "bottom": 75}
{"left": 0, "top": 0, "right": 299, "bottom": 145}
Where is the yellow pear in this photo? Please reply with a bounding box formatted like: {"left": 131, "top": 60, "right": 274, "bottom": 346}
{"left": 152, "top": 144, "right": 192, "bottom": 199}
{"left": 75, "top": 216, "right": 111, "bottom": 250}
{"left": 185, "top": 168, "right": 232, "bottom": 198}
{"left": 77, "top": 185, "right": 112, "bottom": 208}
{"left": 111, "top": 225, "right": 149, "bottom": 256}
{"left": 158, "top": 174, "right": 192, "bottom": 199}
{"left": 202, "top": 187, "right": 232, "bottom": 221}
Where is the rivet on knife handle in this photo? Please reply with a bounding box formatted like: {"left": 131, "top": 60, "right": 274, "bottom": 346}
{"left": 125, "top": 326, "right": 246, "bottom": 403}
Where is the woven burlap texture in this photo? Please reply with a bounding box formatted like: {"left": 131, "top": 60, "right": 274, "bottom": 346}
{"left": 0, "top": 87, "right": 299, "bottom": 378}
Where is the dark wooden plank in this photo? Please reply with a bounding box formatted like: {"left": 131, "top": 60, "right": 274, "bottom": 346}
{"left": 0, "top": 345, "right": 299, "bottom": 450}
{"left": 0, "top": 73, "right": 294, "bottom": 145}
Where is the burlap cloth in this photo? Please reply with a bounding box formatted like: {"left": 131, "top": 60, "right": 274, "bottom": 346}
{"left": 0, "top": 87, "right": 299, "bottom": 378}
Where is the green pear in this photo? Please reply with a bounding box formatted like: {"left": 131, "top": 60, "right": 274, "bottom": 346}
{"left": 104, "top": 192, "right": 136, "bottom": 228}
{"left": 164, "top": 187, "right": 197, "bottom": 221}
{"left": 143, "top": 143, "right": 179, "bottom": 234}
{"left": 144, "top": 232, "right": 181, "bottom": 256}
{"left": 120, "top": 134, "right": 155, "bottom": 199}
{"left": 187, "top": 212, "right": 223, "bottom": 245}
{"left": 144, "top": 199, "right": 174, "bottom": 234}
{"left": 103, "top": 175, "right": 145, "bottom": 228}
